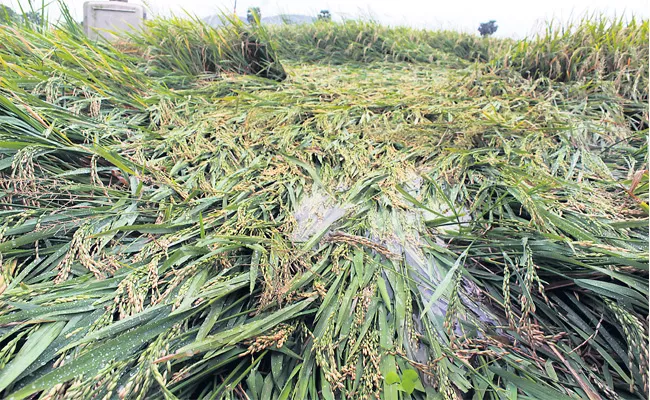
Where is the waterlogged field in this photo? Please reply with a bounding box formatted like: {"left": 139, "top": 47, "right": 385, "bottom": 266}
{"left": 0, "top": 12, "right": 647, "bottom": 400}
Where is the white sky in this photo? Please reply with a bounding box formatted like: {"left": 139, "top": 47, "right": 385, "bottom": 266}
{"left": 2, "top": 0, "right": 648, "bottom": 38}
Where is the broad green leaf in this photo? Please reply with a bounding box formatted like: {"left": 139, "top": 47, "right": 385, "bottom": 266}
{"left": 385, "top": 371, "right": 400, "bottom": 385}
{"left": 0, "top": 321, "right": 65, "bottom": 392}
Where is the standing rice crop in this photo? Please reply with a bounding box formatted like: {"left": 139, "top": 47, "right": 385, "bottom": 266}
{"left": 490, "top": 15, "right": 649, "bottom": 103}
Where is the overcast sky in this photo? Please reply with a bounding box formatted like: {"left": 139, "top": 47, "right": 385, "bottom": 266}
{"left": 2, "top": 0, "right": 648, "bottom": 38}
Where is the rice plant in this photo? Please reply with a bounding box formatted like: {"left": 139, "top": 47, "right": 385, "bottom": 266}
{"left": 0, "top": 8, "right": 647, "bottom": 400}
{"left": 267, "top": 20, "right": 495, "bottom": 64}
{"left": 490, "top": 15, "right": 649, "bottom": 103}
{"left": 128, "top": 15, "right": 286, "bottom": 80}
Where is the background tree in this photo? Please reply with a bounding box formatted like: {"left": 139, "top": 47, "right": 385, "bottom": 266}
{"left": 478, "top": 20, "right": 498, "bottom": 36}
{"left": 0, "top": 6, "right": 41, "bottom": 25}
{"left": 247, "top": 7, "right": 261, "bottom": 24}
{"left": 24, "top": 11, "right": 42, "bottom": 25}
{"left": 0, "top": 5, "right": 17, "bottom": 24}
{"left": 317, "top": 10, "right": 331, "bottom": 22}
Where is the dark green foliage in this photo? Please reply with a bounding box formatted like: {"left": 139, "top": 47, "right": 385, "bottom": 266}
{"left": 318, "top": 10, "right": 331, "bottom": 22}
{"left": 0, "top": 5, "right": 17, "bottom": 23}
{"left": 247, "top": 7, "right": 261, "bottom": 25}
{"left": 478, "top": 20, "right": 498, "bottom": 36}
{"left": 0, "top": 5, "right": 42, "bottom": 25}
